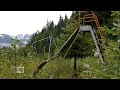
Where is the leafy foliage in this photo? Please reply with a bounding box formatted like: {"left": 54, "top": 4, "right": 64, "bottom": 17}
{"left": 0, "top": 11, "right": 120, "bottom": 79}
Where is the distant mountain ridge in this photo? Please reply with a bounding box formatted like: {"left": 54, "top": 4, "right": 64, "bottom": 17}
{"left": 0, "top": 34, "right": 32, "bottom": 47}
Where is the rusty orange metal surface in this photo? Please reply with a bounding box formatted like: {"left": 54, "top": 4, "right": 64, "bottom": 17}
{"left": 79, "top": 11, "right": 106, "bottom": 48}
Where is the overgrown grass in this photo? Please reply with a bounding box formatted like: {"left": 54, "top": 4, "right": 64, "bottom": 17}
{"left": 0, "top": 48, "right": 120, "bottom": 79}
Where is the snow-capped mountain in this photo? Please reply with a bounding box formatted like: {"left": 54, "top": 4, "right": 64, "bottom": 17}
{"left": 0, "top": 34, "right": 32, "bottom": 47}
{"left": 16, "top": 34, "right": 32, "bottom": 44}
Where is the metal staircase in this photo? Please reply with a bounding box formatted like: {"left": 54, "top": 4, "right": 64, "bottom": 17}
{"left": 79, "top": 11, "right": 106, "bottom": 48}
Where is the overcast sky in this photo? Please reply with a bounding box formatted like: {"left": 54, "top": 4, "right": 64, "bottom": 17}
{"left": 0, "top": 11, "right": 72, "bottom": 36}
